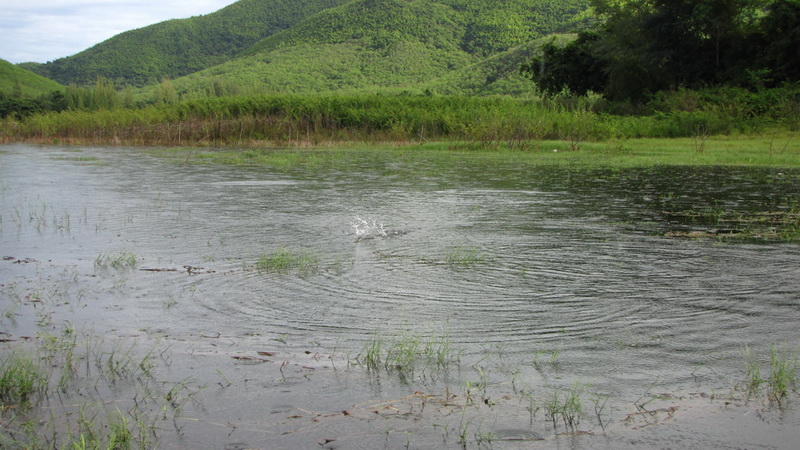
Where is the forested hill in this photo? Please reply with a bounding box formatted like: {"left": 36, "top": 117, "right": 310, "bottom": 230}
{"left": 0, "top": 59, "right": 64, "bottom": 97}
{"left": 23, "top": 0, "right": 590, "bottom": 92}
{"left": 26, "top": 0, "right": 352, "bottom": 87}
{"left": 160, "top": 0, "right": 591, "bottom": 96}
{"left": 243, "top": 0, "right": 589, "bottom": 57}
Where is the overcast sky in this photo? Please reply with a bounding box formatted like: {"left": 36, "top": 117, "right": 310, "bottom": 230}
{"left": 0, "top": 0, "right": 238, "bottom": 64}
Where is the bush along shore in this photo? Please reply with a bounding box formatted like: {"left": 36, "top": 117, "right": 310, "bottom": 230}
{"left": 2, "top": 86, "right": 799, "bottom": 148}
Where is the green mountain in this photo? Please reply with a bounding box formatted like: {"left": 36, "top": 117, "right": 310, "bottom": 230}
{"left": 0, "top": 58, "right": 64, "bottom": 97}
{"left": 165, "top": 0, "right": 591, "bottom": 96}
{"left": 30, "top": 0, "right": 351, "bottom": 87}
{"left": 29, "top": 0, "right": 591, "bottom": 96}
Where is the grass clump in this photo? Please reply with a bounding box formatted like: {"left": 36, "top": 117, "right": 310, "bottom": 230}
{"left": 0, "top": 353, "right": 49, "bottom": 412}
{"left": 357, "top": 331, "right": 459, "bottom": 379}
{"left": 358, "top": 335, "right": 420, "bottom": 376}
{"left": 106, "top": 408, "right": 135, "bottom": 449}
{"left": 544, "top": 383, "right": 584, "bottom": 431}
{"left": 255, "top": 248, "right": 319, "bottom": 273}
{"left": 743, "top": 345, "right": 798, "bottom": 406}
{"left": 767, "top": 347, "right": 797, "bottom": 404}
{"left": 94, "top": 252, "right": 139, "bottom": 269}
{"left": 744, "top": 345, "right": 765, "bottom": 395}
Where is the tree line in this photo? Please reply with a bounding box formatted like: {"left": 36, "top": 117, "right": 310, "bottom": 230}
{"left": 0, "top": 77, "right": 124, "bottom": 120}
{"left": 521, "top": 0, "right": 800, "bottom": 100}
{"left": 0, "top": 90, "right": 66, "bottom": 119}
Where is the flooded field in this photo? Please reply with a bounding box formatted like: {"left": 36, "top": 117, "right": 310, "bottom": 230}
{"left": 1, "top": 143, "right": 799, "bottom": 449}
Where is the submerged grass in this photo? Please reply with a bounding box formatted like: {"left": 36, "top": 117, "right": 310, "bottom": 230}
{"left": 255, "top": 248, "right": 319, "bottom": 273}
{"left": 767, "top": 347, "right": 797, "bottom": 405}
{"left": 94, "top": 252, "right": 139, "bottom": 270}
{"left": 356, "top": 331, "right": 459, "bottom": 380}
{"left": 743, "top": 345, "right": 798, "bottom": 406}
{"left": 444, "top": 245, "right": 484, "bottom": 266}
{"left": 544, "top": 383, "right": 584, "bottom": 432}
{"left": 0, "top": 322, "right": 598, "bottom": 448}
{"left": 663, "top": 203, "right": 800, "bottom": 242}
{"left": 0, "top": 353, "right": 49, "bottom": 412}
{"left": 0, "top": 327, "right": 194, "bottom": 449}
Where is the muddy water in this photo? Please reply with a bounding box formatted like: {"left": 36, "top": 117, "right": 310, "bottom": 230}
{"left": 1, "top": 144, "right": 799, "bottom": 449}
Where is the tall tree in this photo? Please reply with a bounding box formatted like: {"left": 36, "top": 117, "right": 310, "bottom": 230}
{"left": 759, "top": 0, "right": 800, "bottom": 83}
{"left": 520, "top": 31, "right": 607, "bottom": 96}
{"left": 155, "top": 78, "right": 178, "bottom": 105}
{"left": 524, "top": 0, "right": 780, "bottom": 100}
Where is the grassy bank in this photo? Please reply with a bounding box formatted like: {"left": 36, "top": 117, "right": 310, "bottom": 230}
{"left": 2, "top": 89, "right": 799, "bottom": 149}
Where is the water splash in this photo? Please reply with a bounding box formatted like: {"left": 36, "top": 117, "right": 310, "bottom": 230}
{"left": 352, "top": 216, "right": 387, "bottom": 240}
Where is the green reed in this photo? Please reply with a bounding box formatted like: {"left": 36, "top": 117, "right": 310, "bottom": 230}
{"left": 356, "top": 330, "right": 459, "bottom": 378}
{"left": 8, "top": 91, "right": 796, "bottom": 149}
{"left": 744, "top": 345, "right": 798, "bottom": 406}
{"left": 0, "top": 353, "right": 49, "bottom": 412}
{"left": 544, "top": 383, "right": 584, "bottom": 431}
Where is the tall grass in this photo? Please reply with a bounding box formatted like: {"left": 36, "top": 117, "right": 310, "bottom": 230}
{"left": 356, "top": 330, "right": 459, "bottom": 379}
{"left": 5, "top": 89, "right": 795, "bottom": 147}
{"left": 743, "top": 345, "right": 798, "bottom": 406}
{"left": 544, "top": 383, "right": 584, "bottom": 431}
{"left": 0, "top": 354, "right": 49, "bottom": 411}
{"left": 767, "top": 347, "right": 797, "bottom": 404}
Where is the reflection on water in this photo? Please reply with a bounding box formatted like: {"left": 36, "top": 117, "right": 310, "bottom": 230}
{"left": 1, "top": 144, "right": 799, "bottom": 448}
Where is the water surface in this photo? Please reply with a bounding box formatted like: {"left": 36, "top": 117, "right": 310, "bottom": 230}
{"left": 1, "top": 144, "right": 798, "bottom": 448}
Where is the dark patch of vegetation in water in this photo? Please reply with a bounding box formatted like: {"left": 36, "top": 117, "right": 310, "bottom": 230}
{"left": 663, "top": 209, "right": 800, "bottom": 241}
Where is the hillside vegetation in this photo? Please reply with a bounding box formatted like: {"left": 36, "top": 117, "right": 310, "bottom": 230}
{"left": 153, "top": 0, "right": 589, "bottom": 97}
{"left": 0, "top": 59, "right": 66, "bottom": 119}
{"left": 424, "top": 35, "right": 576, "bottom": 96}
{"left": 20, "top": 0, "right": 590, "bottom": 95}
{"left": 0, "top": 59, "right": 63, "bottom": 97}
{"left": 26, "top": 0, "right": 352, "bottom": 87}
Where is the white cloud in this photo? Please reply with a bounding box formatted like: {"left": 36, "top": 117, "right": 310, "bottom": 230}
{"left": 0, "top": 0, "right": 237, "bottom": 63}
